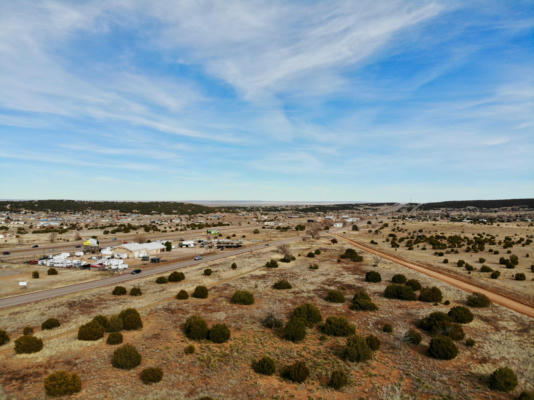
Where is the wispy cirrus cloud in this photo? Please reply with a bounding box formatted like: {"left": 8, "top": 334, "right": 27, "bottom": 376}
{"left": 0, "top": 0, "right": 533, "bottom": 201}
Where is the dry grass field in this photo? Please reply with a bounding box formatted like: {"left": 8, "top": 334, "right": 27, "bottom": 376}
{"left": 0, "top": 236, "right": 532, "bottom": 399}
{"left": 0, "top": 265, "right": 110, "bottom": 299}
{"left": 355, "top": 220, "right": 534, "bottom": 303}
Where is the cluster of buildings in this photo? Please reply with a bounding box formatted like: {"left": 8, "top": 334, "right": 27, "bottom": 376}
{"left": 37, "top": 251, "right": 129, "bottom": 270}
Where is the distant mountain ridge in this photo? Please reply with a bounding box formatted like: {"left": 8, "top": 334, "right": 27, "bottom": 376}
{"left": 0, "top": 200, "right": 214, "bottom": 215}
{"left": 419, "top": 199, "right": 534, "bottom": 210}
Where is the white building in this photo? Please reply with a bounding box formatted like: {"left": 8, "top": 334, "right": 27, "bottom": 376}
{"left": 111, "top": 242, "right": 165, "bottom": 258}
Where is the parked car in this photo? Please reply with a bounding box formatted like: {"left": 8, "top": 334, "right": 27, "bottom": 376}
{"left": 194, "top": 255, "right": 203, "bottom": 261}
{"left": 75, "top": 245, "right": 81, "bottom": 248}
{"left": 32, "top": 244, "right": 39, "bottom": 248}
{"left": 2, "top": 251, "right": 10, "bottom": 255}
{"left": 150, "top": 257, "right": 160, "bottom": 263}
{"left": 131, "top": 269, "right": 142, "bottom": 275}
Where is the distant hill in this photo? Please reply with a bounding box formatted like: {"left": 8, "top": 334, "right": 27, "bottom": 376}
{"left": 419, "top": 199, "right": 534, "bottom": 210}
{"left": 0, "top": 200, "right": 215, "bottom": 215}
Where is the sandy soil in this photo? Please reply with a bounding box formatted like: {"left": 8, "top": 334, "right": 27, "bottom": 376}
{"left": 0, "top": 237, "right": 532, "bottom": 399}
{"left": 354, "top": 220, "right": 534, "bottom": 302}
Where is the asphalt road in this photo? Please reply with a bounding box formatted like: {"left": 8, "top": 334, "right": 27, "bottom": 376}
{"left": 0, "top": 225, "right": 249, "bottom": 261}
{"left": 0, "top": 237, "right": 294, "bottom": 310}
{"left": 334, "top": 234, "right": 534, "bottom": 319}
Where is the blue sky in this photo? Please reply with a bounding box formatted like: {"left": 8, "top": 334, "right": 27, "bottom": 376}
{"left": 0, "top": 0, "right": 533, "bottom": 202}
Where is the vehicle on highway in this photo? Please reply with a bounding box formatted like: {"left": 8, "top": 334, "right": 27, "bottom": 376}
{"left": 131, "top": 269, "right": 142, "bottom": 275}
{"left": 75, "top": 245, "right": 81, "bottom": 248}
{"left": 112, "top": 237, "right": 117, "bottom": 241}
{"left": 265, "top": 243, "right": 270, "bottom": 246}
{"left": 32, "top": 244, "right": 39, "bottom": 248}
{"left": 194, "top": 255, "right": 203, "bottom": 261}
{"left": 2, "top": 251, "right": 10, "bottom": 255}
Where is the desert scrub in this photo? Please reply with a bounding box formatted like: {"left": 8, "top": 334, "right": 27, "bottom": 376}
{"left": 231, "top": 290, "right": 254, "bottom": 305}
{"left": 140, "top": 367, "right": 163, "bottom": 384}
{"left": 129, "top": 287, "right": 142, "bottom": 296}
{"left": 384, "top": 284, "right": 416, "bottom": 300}
{"left": 340, "top": 248, "right": 363, "bottom": 262}
{"left": 252, "top": 356, "right": 276, "bottom": 375}
{"left": 488, "top": 367, "right": 518, "bottom": 392}
{"left": 365, "top": 270, "right": 381, "bottom": 282}
{"left": 23, "top": 327, "right": 34, "bottom": 335}
{"left": 466, "top": 292, "right": 491, "bottom": 307}
{"left": 404, "top": 329, "right": 422, "bottom": 345}
{"left": 155, "top": 276, "right": 168, "bottom": 284}
{"left": 448, "top": 306, "right": 474, "bottom": 323}
{"left": 382, "top": 323, "right": 393, "bottom": 333}
{"left": 168, "top": 271, "right": 185, "bottom": 282}
{"left": 342, "top": 335, "right": 372, "bottom": 362}
{"left": 77, "top": 321, "right": 105, "bottom": 341}
{"left": 112, "top": 286, "right": 127, "bottom": 296}
{"left": 192, "top": 285, "right": 209, "bottom": 298}
{"left": 365, "top": 335, "right": 380, "bottom": 350}
{"left": 203, "top": 268, "right": 212, "bottom": 276}
{"left": 107, "top": 315, "right": 123, "bottom": 332}
{"left": 176, "top": 290, "right": 189, "bottom": 300}
{"left": 281, "top": 361, "right": 309, "bottom": 383}
{"left": 350, "top": 290, "right": 378, "bottom": 311}
{"left": 265, "top": 259, "right": 278, "bottom": 268}
{"left": 319, "top": 316, "right": 355, "bottom": 337}
{"left": 262, "top": 314, "right": 283, "bottom": 329}
{"left": 518, "top": 391, "right": 534, "bottom": 400}
{"left": 208, "top": 324, "right": 230, "bottom": 343}
{"left": 119, "top": 308, "right": 143, "bottom": 330}
{"left": 41, "top": 318, "right": 60, "bottom": 330}
{"left": 405, "top": 279, "right": 422, "bottom": 291}
{"left": 428, "top": 336, "right": 458, "bottom": 360}
{"left": 272, "top": 279, "right": 292, "bottom": 289}
{"left": 291, "top": 303, "right": 322, "bottom": 327}
{"left": 418, "top": 286, "right": 443, "bottom": 302}
{"left": 391, "top": 274, "right": 407, "bottom": 284}
{"left": 1, "top": 331, "right": 11, "bottom": 346}
{"left": 325, "top": 289, "right": 345, "bottom": 303}
{"left": 106, "top": 332, "right": 123, "bottom": 345}
{"left": 32, "top": 271, "right": 39, "bottom": 279}
{"left": 465, "top": 338, "right": 475, "bottom": 347}
{"left": 44, "top": 371, "right": 81, "bottom": 397}
{"left": 184, "top": 345, "right": 195, "bottom": 354}
{"left": 231, "top": 262, "right": 237, "bottom": 270}
{"left": 328, "top": 370, "right": 348, "bottom": 390}
{"left": 184, "top": 316, "right": 209, "bottom": 340}
{"left": 47, "top": 267, "right": 58, "bottom": 275}
{"left": 112, "top": 344, "right": 142, "bottom": 370}
{"left": 14, "top": 335, "right": 43, "bottom": 354}
{"left": 91, "top": 315, "right": 109, "bottom": 330}
{"left": 282, "top": 318, "right": 307, "bottom": 342}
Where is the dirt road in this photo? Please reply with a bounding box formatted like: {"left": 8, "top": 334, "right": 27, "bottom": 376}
{"left": 335, "top": 234, "right": 534, "bottom": 319}
{"left": 0, "top": 237, "right": 294, "bottom": 310}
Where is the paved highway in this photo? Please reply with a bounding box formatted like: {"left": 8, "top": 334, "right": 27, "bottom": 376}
{"left": 0, "top": 237, "right": 294, "bottom": 310}
{"left": 0, "top": 225, "right": 257, "bottom": 262}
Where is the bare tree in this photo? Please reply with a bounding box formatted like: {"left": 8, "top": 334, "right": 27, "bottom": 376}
{"left": 277, "top": 244, "right": 292, "bottom": 259}
{"left": 308, "top": 225, "right": 321, "bottom": 240}
{"left": 74, "top": 231, "right": 82, "bottom": 241}
{"left": 49, "top": 232, "right": 57, "bottom": 243}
